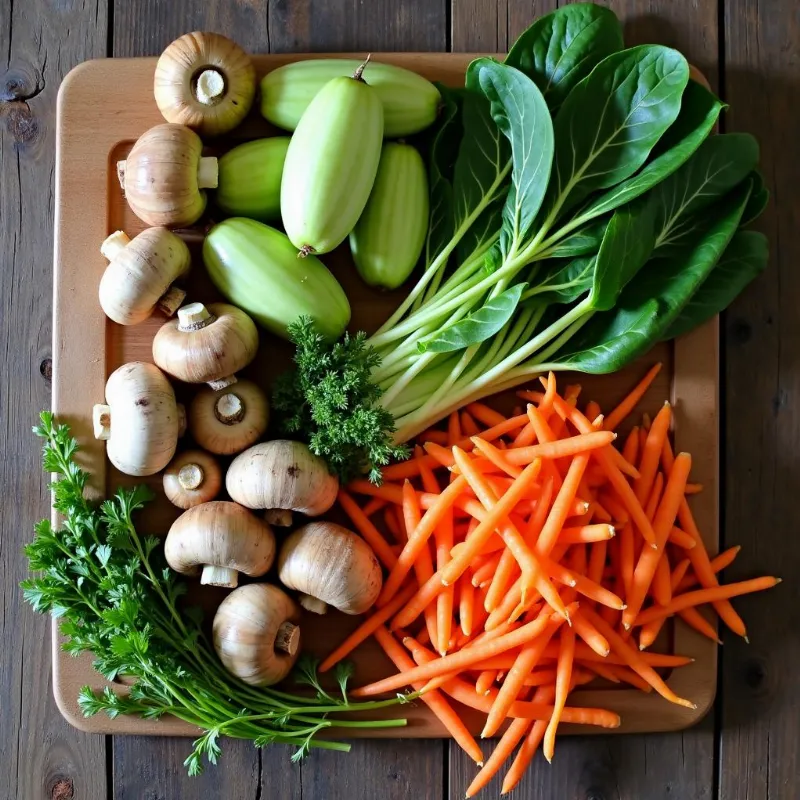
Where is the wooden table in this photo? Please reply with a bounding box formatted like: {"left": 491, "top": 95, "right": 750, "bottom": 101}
{"left": 2, "top": 1, "right": 797, "bottom": 798}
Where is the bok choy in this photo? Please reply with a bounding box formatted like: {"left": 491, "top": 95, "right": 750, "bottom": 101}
{"left": 274, "top": 2, "right": 768, "bottom": 482}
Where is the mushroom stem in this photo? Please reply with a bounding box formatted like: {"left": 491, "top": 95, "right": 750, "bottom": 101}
{"left": 197, "top": 156, "right": 219, "bottom": 189}
{"left": 178, "top": 463, "right": 204, "bottom": 491}
{"left": 195, "top": 68, "right": 226, "bottom": 105}
{"left": 214, "top": 391, "right": 245, "bottom": 424}
{"left": 299, "top": 594, "right": 328, "bottom": 615}
{"left": 100, "top": 230, "right": 131, "bottom": 260}
{"left": 265, "top": 509, "right": 293, "bottom": 528}
{"left": 201, "top": 565, "right": 239, "bottom": 588}
{"left": 157, "top": 285, "right": 187, "bottom": 317}
{"left": 208, "top": 375, "right": 238, "bottom": 391}
{"left": 177, "top": 302, "right": 215, "bottom": 331}
{"left": 275, "top": 621, "right": 301, "bottom": 656}
{"left": 116, "top": 160, "right": 127, "bottom": 190}
{"left": 93, "top": 404, "right": 111, "bottom": 440}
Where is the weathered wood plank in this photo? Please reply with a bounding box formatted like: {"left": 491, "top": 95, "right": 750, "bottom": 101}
{"left": 0, "top": 1, "right": 109, "bottom": 798}
{"left": 447, "top": 2, "right": 719, "bottom": 797}
{"left": 719, "top": 1, "right": 800, "bottom": 798}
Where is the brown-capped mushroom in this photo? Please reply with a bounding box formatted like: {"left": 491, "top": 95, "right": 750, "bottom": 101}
{"left": 226, "top": 440, "right": 338, "bottom": 528}
{"left": 154, "top": 32, "right": 256, "bottom": 137}
{"left": 99, "top": 227, "right": 191, "bottom": 325}
{"left": 164, "top": 500, "right": 275, "bottom": 588}
{"left": 93, "top": 361, "right": 184, "bottom": 476}
{"left": 163, "top": 449, "right": 223, "bottom": 509}
{"left": 278, "top": 522, "right": 382, "bottom": 615}
{"left": 212, "top": 584, "right": 301, "bottom": 686}
{"left": 152, "top": 302, "right": 258, "bottom": 390}
{"left": 117, "top": 123, "right": 218, "bottom": 227}
{"left": 188, "top": 380, "right": 269, "bottom": 455}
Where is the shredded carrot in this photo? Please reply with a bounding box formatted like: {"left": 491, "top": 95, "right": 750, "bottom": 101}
{"left": 558, "top": 523, "right": 616, "bottom": 544}
{"left": 362, "top": 496, "right": 387, "bottom": 517}
{"left": 676, "top": 546, "right": 740, "bottom": 593}
{"left": 621, "top": 426, "right": 640, "bottom": 467}
{"left": 459, "top": 575, "right": 476, "bottom": 637}
{"left": 678, "top": 607, "right": 721, "bottom": 644}
{"left": 543, "top": 625, "right": 576, "bottom": 762}
{"left": 337, "top": 489, "right": 398, "bottom": 570}
{"left": 460, "top": 410, "right": 481, "bottom": 437}
{"left": 669, "top": 526, "right": 697, "bottom": 549}
{"left": 604, "top": 363, "right": 663, "bottom": 432}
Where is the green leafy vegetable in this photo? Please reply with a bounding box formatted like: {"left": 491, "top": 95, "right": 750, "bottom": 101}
{"left": 23, "top": 414, "right": 407, "bottom": 773}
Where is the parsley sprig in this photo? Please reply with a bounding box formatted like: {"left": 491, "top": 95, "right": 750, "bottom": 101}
{"left": 23, "top": 413, "right": 408, "bottom": 775}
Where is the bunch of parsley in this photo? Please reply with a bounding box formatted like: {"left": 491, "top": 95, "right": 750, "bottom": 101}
{"left": 22, "top": 413, "right": 407, "bottom": 775}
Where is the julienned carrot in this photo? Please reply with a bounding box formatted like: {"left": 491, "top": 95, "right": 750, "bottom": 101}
{"left": 501, "top": 430, "right": 617, "bottom": 465}
{"left": 570, "top": 609, "right": 610, "bottom": 657}
{"left": 352, "top": 608, "right": 563, "bottom": 697}
{"left": 660, "top": 437, "right": 747, "bottom": 638}
{"left": 676, "top": 546, "right": 740, "bottom": 593}
{"left": 581, "top": 606, "right": 696, "bottom": 709}
{"left": 585, "top": 400, "right": 601, "bottom": 422}
{"left": 392, "top": 571, "right": 445, "bottom": 629}
{"left": 638, "top": 558, "right": 693, "bottom": 650}
{"left": 378, "top": 475, "right": 468, "bottom": 606}
{"left": 669, "top": 526, "right": 697, "bottom": 549}
{"left": 558, "top": 524, "right": 616, "bottom": 544}
{"left": 543, "top": 624, "right": 576, "bottom": 762}
{"left": 460, "top": 409, "right": 481, "bottom": 437}
{"left": 634, "top": 576, "right": 781, "bottom": 626}
{"left": 678, "top": 607, "right": 721, "bottom": 643}
{"left": 581, "top": 661, "right": 653, "bottom": 692}
{"left": 536, "top": 452, "right": 592, "bottom": 556}
{"left": 604, "top": 363, "right": 663, "bottom": 432}
{"left": 373, "top": 626, "right": 484, "bottom": 765}
{"left": 685, "top": 482, "right": 704, "bottom": 495}
{"left": 622, "top": 453, "right": 692, "bottom": 629}
{"left": 337, "top": 490, "right": 398, "bottom": 570}
{"left": 475, "top": 669, "right": 497, "bottom": 696}
{"left": 587, "top": 539, "right": 608, "bottom": 600}
{"left": 539, "top": 371, "right": 557, "bottom": 419}
{"left": 621, "top": 426, "right": 640, "bottom": 467}
{"left": 471, "top": 436, "right": 523, "bottom": 478}
{"left": 448, "top": 411, "right": 461, "bottom": 445}
{"left": 619, "top": 523, "right": 635, "bottom": 597}
{"left": 512, "top": 421, "right": 537, "bottom": 447}
{"left": 635, "top": 402, "right": 672, "bottom": 508}
{"left": 347, "top": 478, "right": 405, "bottom": 504}
{"left": 485, "top": 547, "right": 519, "bottom": 613}
{"left": 652, "top": 550, "right": 673, "bottom": 607}
{"left": 319, "top": 583, "right": 417, "bottom": 672}
{"left": 362, "top": 496, "right": 387, "bottom": 517}
{"left": 467, "top": 401, "right": 506, "bottom": 428}
{"left": 522, "top": 668, "right": 559, "bottom": 687}
{"left": 482, "top": 616, "right": 563, "bottom": 738}
{"left": 471, "top": 551, "right": 502, "bottom": 587}
{"left": 467, "top": 716, "right": 530, "bottom": 798}
{"left": 644, "top": 472, "right": 665, "bottom": 523}
{"left": 418, "top": 429, "right": 450, "bottom": 446}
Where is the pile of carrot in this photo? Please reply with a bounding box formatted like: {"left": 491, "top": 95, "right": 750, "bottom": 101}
{"left": 322, "top": 364, "right": 780, "bottom": 796}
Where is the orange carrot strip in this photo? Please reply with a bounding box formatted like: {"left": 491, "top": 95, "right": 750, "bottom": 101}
{"left": 485, "top": 547, "right": 519, "bottom": 613}
{"left": 467, "top": 716, "right": 530, "bottom": 798}
{"left": 447, "top": 411, "right": 462, "bottom": 445}
{"left": 605, "top": 444, "right": 642, "bottom": 480}
{"left": 669, "top": 526, "right": 697, "bottom": 549}
{"left": 338, "top": 490, "right": 398, "bottom": 570}
{"left": 471, "top": 551, "right": 502, "bottom": 587}
{"left": 373, "top": 626, "right": 483, "bottom": 764}
{"left": 581, "top": 607, "right": 696, "bottom": 708}
{"left": 597, "top": 492, "right": 630, "bottom": 525}
{"left": 512, "top": 421, "right": 537, "bottom": 447}
{"left": 383, "top": 506, "right": 401, "bottom": 540}
{"left": 558, "top": 524, "right": 616, "bottom": 544}
{"left": 581, "top": 661, "right": 653, "bottom": 692}
{"left": 570, "top": 608, "right": 610, "bottom": 657}
{"left": 634, "top": 402, "right": 672, "bottom": 506}
{"left": 652, "top": 551, "right": 673, "bottom": 607}
{"left": 522, "top": 668, "right": 559, "bottom": 687}
{"left": 347, "top": 479, "right": 405, "bottom": 504}
{"left": 618, "top": 523, "right": 635, "bottom": 599}
{"left": 539, "top": 371, "right": 558, "bottom": 418}
{"left": 587, "top": 539, "right": 608, "bottom": 601}
{"left": 459, "top": 576, "right": 476, "bottom": 637}
{"left": 621, "top": 426, "right": 640, "bottom": 467}
{"left": 536, "top": 453, "right": 592, "bottom": 556}
{"left": 474, "top": 669, "right": 497, "bottom": 696}
{"left": 543, "top": 625, "right": 576, "bottom": 762}
{"left": 644, "top": 472, "right": 665, "bottom": 523}
{"left": 638, "top": 557, "right": 693, "bottom": 650}
{"left": 471, "top": 436, "right": 523, "bottom": 478}
{"left": 362, "top": 496, "right": 387, "bottom": 517}
{"left": 622, "top": 453, "right": 692, "bottom": 629}
{"left": 675, "top": 546, "right": 740, "bottom": 593}
{"left": 467, "top": 402, "right": 506, "bottom": 428}
{"left": 392, "top": 572, "right": 445, "bottom": 630}
{"left": 378, "top": 475, "right": 468, "bottom": 606}
{"left": 502, "top": 430, "right": 617, "bottom": 465}
{"left": 604, "top": 363, "right": 663, "bottom": 432}
{"left": 585, "top": 400, "right": 601, "bottom": 421}
{"left": 319, "top": 583, "right": 417, "bottom": 672}
{"left": 685, "top": 483, "right": 704, "bottom": 495}
{"left": 418, "top": 429, "right": 450, "bottom": 446}
{"left": 634, "top": 576, "right": 781, "bottom": 626}
{"left": 678, "top": 607, "right": 721, "bottom": 643}
{"left": 460, "top": 410, "right": 481, "bottom": 437}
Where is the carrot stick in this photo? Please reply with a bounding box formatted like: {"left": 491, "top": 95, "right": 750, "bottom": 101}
{"left": 676, "top": 546, "right": 740, "bottom": 592}
{"left": 362, "top": 496, "right": 387, "bottom": 517}
{"left": 512, "top": 421, "right": 537, "bottom": 447}
{"left": 618, "top": 523, "right": 634, "bottom": 598}
{"left": 685, "top": 482, "right": 704, "bottom": 495}
{"left": 539, "top": 371, "right": 558, "bottom": 418}
{"left": 585, "top": 400, "right": 601, "bottom": 421}
{"left": 392, "top": 572, "right": 445, "bottom": 630}
{"left": 621, "top": 426, "right": 640, "bottom": 467}
{"left": 536, "top": 453, "right": 592, "bottom": 556}
{"left": 471, "top": 551, "right": 502, "bottom": 587}
{"left": 581, "top": 661, "right": 653, "bottom": 692}
{"left": 467, "top": 716, "right": 530, "bottom": 798}
{"left": 460, "top": 410, "right": 481, "bottom": 437}
{"left": 592, "top": 500, "right": 613, "bottom": 523}
{"left": 522, "top": 668, "right": 559, "bottom": 687}
{"left": 501, "top": 430, "right": 617, "bottom": 465}
{"left": 337, "top": 490, "right": 398, "bottom": 570}
{"left": 467, "top": 402, "right": 506, "bottom": 428}
{"left": 634, "top": 576, "right": 781, "bottom": 626}
{"left": 622, "top": 453, "right": 692, "bottom": 629}
{"left": 669, "top": 526, "right": 697, "bottom": 549}
{"left": 418, "top": 429, "right": 450, "bottom": 446}
{"left": 652, "top": 551, "right": 673, "bottom": 607}
{"left": 482, "top": 616, "right": 564, "bottom": 738}
{"left": 351, "top": 609, "right": 564, "bottom": 697}
{"left": 543, "top": 625, "right": 576, "bottom": 762}
{"left": 661, "top": 437, "right": 748, "bottom": 638}
{"left": 638, "top": 557, "right": 693, "bottom": 650}
{"left": 447, "top": 411, "right": 462, "bottom": 444}
{"left": 485, "top": 547, "right": 519, "bottom": 613}
{"left": 635, "top": 402, "right": 672, "bottom": 508}
{"left": 604, "top": 363, "right": 663, "bottom": 432}
{"left": 459, "top": 575, "right": 476, "bottom": 637}
{"left": 475, "top": 670, "right": 497, "bottom": 696}
{"left": 379, "top": 475, "right": 468, "bottom": 606}
{"left": 383, "top": 506, "right": 401, "bottom": 540}
{"left": 644, "top": 472, "right": 665, "bottom": 523}
{"left": 570, "top": 608, "right": 610, "bottom": 657}
{"left": 678, "top": 607, "right": 721, "bottom": 644}
{"left": 587, "top": 539, "right": 608, "bottom": 602}
{"left": 580, "top": 606, "right": 696, "bottom": 708}
{"left": 373, "top": 626, "right": 484, "bottom": 764}
{"left": 471, "top": 436, "right": 523, "bottom": 478}
{"left": 319, "top": 583, "right": 417, "bottom": 672}
{"left": 347, "top": 479, "right": 404, "bottom": 504}
{"left": 597, "top": 492, "right": 630, "bottom": 525}
{"left": 558, "top": 524, "right": 616, "bottom": 544}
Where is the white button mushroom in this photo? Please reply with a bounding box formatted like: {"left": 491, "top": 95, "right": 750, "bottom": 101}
{"left": 152, "top": 302, "right": 259, "bottom": 390}
{"left": 188, "top": 380, "right": 269, "bottom": 455}
{"left": 99, "top": 227, "right": 190, "bottom": 325}
{"left": 226, "top": 440, "right": 339, "bottom": 529}
{"left": 212, "top": 583, "right": 301, "bottom": 686}
{"left": 93, "top": 361, "right": 184, "bottom": 476}
{"left": 278, "top": 522, "right": 383, "bottom": 615}
{"left": 162, "top": 449, "right": 223, "bottom": 509}
{"left": 164, "top": 500, "right": 276, "bottom": 589}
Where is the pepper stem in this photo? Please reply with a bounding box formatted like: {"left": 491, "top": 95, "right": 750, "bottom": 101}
{"left": 100, "top": 230, "right": 131, "bottom": 261}
{"left": 275, "top": 621, "right": 301, "bottom": 656}
{"left": 352, "top": 53, "right": 372, "bottom": 82}
{"left": 195, "top": 68, "right": 226, "bottom": 105}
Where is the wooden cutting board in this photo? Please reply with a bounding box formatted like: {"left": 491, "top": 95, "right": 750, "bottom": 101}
{"left": 52, "top": 53, "right": 718, "bottom": 738}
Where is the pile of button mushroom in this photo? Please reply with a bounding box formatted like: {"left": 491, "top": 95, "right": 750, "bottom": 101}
{"left": 92, "top": 32, "right": 383, "bottom": 689}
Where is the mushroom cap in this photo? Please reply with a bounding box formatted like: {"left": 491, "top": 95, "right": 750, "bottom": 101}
{"left": 152, "top": 302, "right": 259, "bottom": 384}
{"left": 121, "top": 123, "right": 208, "bottom": 227}
{"left": 99, "top": 227, "right": 191, "bottom": 325}
{"left": 164, "top": 500, "right": 275, "bottom": 578}
{"left": 154, "top": 32, "right": 257, "bottom": 137}
{"left": 188, "top": 380, "right": 269, "bottom": 455}
{"left": 278, "top": 522, "right": 383, "bottom": 615}
{"left": 101, "top": 361, "right": 181, "bottom": 476}
{"left": 226, "top": 440, "right": 338, "bottom": 515}
{"left": 212, "top": 583, "right": 301, "bottom": 686}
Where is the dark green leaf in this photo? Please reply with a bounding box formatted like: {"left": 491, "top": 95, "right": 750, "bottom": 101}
{"left": 740, "top": 170, "right": 769, "bottom": 226}
{"left": 545, "top": 45, "right": 690, "bottom": 221}
{"left": 546, "top": 218, "right": 608, "bottom": 258}
{"left": 552, "top": 181, "right": 751, "bottom": 372}
{"left": 578, "top": 79, "right": 724, "bottom": 221}
{"left": 423, "top": 283, "right": 527, "bottom": 353}
{"left": 529, "top": 256, "right": 596, "bottom": 304}
{"left": 505, "top": 3, "right": 623, "bottom": 112}
{"left": 663, "top": 230, "right": 768, "bottom": 340}
{"left": 467, "top": 59, "right": 554, "bottom": 255}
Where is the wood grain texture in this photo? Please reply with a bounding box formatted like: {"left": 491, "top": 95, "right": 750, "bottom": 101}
{"left": 447, "top": 3, "right": 719, "bottom": 798}
{"left": 0, "top": 2, "right": 109, "bottom": 800}
{"left": 720, "top": 1, "right": 800, "bottom": 798}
